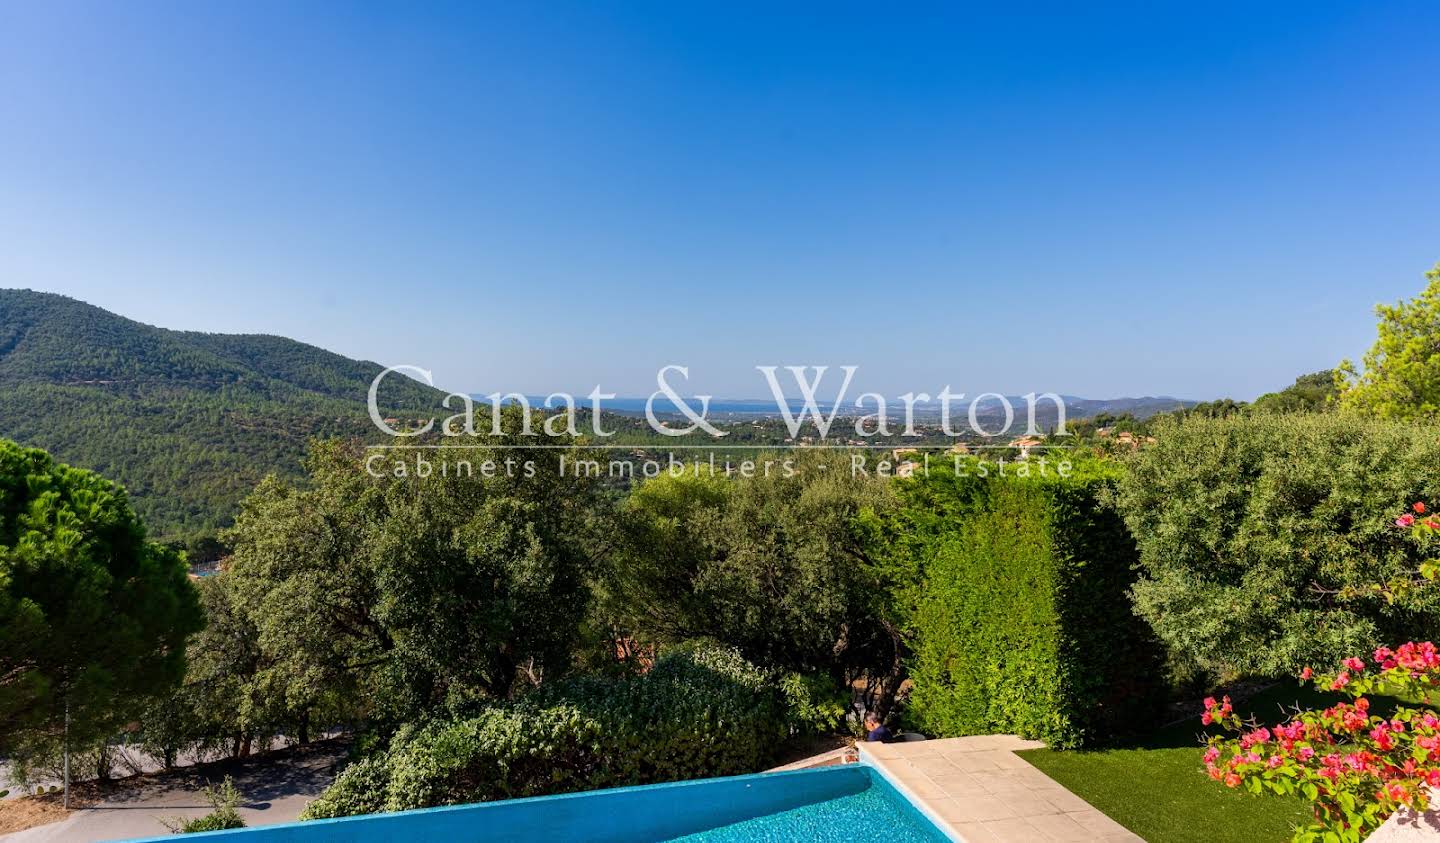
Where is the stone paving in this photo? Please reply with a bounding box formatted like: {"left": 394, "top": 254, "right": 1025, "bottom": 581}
{"left": 860, "top": 735, "right": 1142, "bottom": 842}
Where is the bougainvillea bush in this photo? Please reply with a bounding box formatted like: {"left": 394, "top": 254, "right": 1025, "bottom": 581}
{"left": 1202, "top": 640, "right": 1440, "bottom": 842}
{"left": 1200, "top": 502, "right": 1440, "bottom": 842}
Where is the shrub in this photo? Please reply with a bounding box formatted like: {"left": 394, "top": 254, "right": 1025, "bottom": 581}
{"left": 1113, "top": 413, "right": 1440, "bottom": 680}
{"left": 162, "top": 777, "right": 245, "bottom": 834}
{"left": 301, "top": 645, "right": 791, "bottom": 818}
{"left": 778, "top": 671, "right": 849, "bottom": 735}
{"left": 886, "top": 458, "right": 1165, "bottom": 748}
{"left": 1202, "top": 643, "right": 1440, "bottom": 843}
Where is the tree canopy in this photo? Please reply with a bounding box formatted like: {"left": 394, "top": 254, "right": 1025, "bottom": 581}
{"left": 598, "top": 453, "right": 899, "bottom": 688}
{"left": 1112, "top": 413, "right": 1440, "bottom": 680}
{"left": 1337, "top": 262, "right": 1440, "bottom": 419}
{"left": 0, "top": 439, "right": 202, "bottom": 759}
{"left": 221, "top": 430, "right": 605, "bottom": 724}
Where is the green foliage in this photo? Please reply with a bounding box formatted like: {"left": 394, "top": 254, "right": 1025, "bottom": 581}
{"left": 1201, "top": 644, "right": 1440, "bottom": 843}
{"left": 777, "top": 671, "right": 849, "bottom": 735}
{"left": 300, "top": 646, "right": 788, "bottom": 818}
{"left": 1337, "top": 262, "right": 1440, "bottom": 419}
{"left": 0, "top": 289, "right": 442, "bottom": 543}
{"left": 223, "top": 430, "right": 603, "bottom": 724}
{"left": 598, "top": 453, "right": 899, "bottom": 694}
{"left": 1250, "top": 370, "right": 1338, "bottom": 414}
{"left": 883, "top": 458, "right": 1165, "bottom": 748}
{"left": 162, "top": 777, "right": 246, "bottom": 834}
{"left": 1113, "top": 413, "right": 1440, "bottom": 680}
{"left": 0, "top": 438, "right": 203, "bottom": 761}
{"left": 136, "top": 570, "right": 342, "bottom": 767}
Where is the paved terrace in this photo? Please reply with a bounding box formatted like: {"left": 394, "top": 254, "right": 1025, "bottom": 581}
{"left": 861, "top": 735, "right": 1142, "bottom": 842}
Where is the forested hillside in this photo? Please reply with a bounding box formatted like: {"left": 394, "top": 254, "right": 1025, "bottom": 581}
{"left": 0, "top": 289, "right": 443, "bottom": 548}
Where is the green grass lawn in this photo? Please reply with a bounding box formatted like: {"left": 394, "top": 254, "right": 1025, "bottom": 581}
{"left": 1016, "top": 683, "right": 1374, "bottom": 843}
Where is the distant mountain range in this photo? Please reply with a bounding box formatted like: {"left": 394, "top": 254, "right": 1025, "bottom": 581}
{"left": 0, "top": 289, "right": 441, "bottom": 545}
{"left": 489, "top": 394, "right": 1196, "bottom": 421}
{"left": 0, "top": 289, "right": 1195, "bottom": 546}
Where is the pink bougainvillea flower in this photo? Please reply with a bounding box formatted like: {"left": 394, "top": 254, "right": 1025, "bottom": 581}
{"left": 1201, "top": 642, "right": 1440, "bottom": 839}
{"left": 1397, "top": 513, "right": 1416, "bottom": 527}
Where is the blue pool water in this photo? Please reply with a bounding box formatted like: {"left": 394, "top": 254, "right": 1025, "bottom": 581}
{"left": 669, "top": 781, "right": 949, "bottom": 842}
{"left": 124, "top": 763, "right": 953, "bottom": 842}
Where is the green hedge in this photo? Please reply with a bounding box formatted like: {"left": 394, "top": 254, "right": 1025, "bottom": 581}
{"left": 301, "top": 646, "right": 791, "bottom": 818}
{"left": 1113, "top": 413, "right": 1440, "bottom": 680}
{"left": 890, "top": 459, "right": 1165, "bottom": 748}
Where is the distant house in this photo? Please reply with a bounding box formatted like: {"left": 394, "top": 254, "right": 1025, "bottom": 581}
{"left": 892, "top": 447, "right": 919, "bottom": 461}
{"left": 947, "top": 442, "right": 971, "bottom": 455}
{"left": 1109, "top": 431, "right": 1157, "bottom": 450}
{"left": 1007, "top": 436, "right": 1044, "bottom": 459}
{"left": 896, "top": 460, "right": 921, "bottom": 478}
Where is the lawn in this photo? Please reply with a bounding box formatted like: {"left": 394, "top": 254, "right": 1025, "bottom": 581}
{"left": 1017, "top": 682, "right": 1368, "bottom": 843}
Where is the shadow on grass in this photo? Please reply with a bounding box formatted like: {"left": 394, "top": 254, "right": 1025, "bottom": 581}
{"left": 1132, "top": 680, "right": 1415, "bottom": 752}
{"left": 1015, "top": 682, "right": 1432, "bottom": 843}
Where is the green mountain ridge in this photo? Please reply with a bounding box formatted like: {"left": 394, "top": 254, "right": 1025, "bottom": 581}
{"left": 0, "top": 289, "right": 444, "bottom": 547}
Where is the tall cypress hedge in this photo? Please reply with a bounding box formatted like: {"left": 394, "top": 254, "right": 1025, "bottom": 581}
{"left": 888, "top": 458, "right": 1164, "bottom": 748}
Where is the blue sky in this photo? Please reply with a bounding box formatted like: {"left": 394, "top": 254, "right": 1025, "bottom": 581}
{"left": 1, "top": 2, "right": 1437, "bottom": 400}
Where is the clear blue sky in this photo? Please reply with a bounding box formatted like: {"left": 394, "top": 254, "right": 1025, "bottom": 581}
{"left": 1, "top": 2, "right": 1437, "bottom": 400}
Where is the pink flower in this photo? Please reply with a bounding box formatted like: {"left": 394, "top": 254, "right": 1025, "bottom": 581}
{"left": 1332, "top": 671, "right": 1351, "bottom": 690}
{"left": 1267, "top": 755, "right": 1284, "bottom": 768}
{"left": 1301, "top": 666, "right": 1314, "bottom": 680}
{"left": 1345, "top": 657, "right": 1366, "bottom": 672}
{"left": 1398, "top": 513, "right": 1416, "bottom": 527}
{"left": 1204, "top": 747, "right": 1220, "bottom": 764}
{"left": 1415, "top": 502, "right": 1428, "bottom": 514}
{"left": 1298, "top": 746, "right": 1316, "bottom": 761}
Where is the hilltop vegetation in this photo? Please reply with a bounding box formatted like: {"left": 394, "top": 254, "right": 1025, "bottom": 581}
{"left": 0, "top": 289, "right": 443, "bottom": 547}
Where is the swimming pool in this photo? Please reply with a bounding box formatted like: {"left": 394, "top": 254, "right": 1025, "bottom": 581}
{"left": 122, "top": 763, "right": 955, "bottom": 842}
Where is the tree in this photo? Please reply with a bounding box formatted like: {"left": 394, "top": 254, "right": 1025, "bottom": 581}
{"left": 222, "top": 427, "right": 603, "bottom": 723}
{"left": 0, "top": 439, "right": 203, "bottom": 762}
{"left": 1112, "top": 413, "right": 1440, "bottom": 681}
{"left": 1337, "top": 262, "right": 1440, "bottom": 418}
{"left": 1251, "top": 370, "right": 1338, "bottom": 414}
{"left": 598, "top": 452, "right": 901, "bottom": 704}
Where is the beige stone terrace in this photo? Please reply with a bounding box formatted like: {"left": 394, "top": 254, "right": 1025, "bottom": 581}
{"left": 860, "top": 735, "right": 1142, "bottom": 842}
